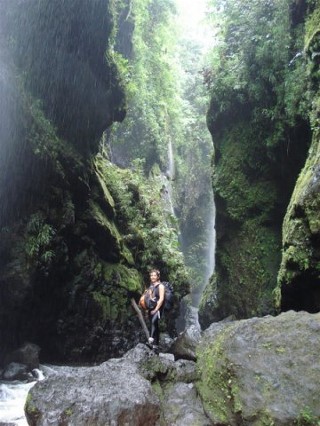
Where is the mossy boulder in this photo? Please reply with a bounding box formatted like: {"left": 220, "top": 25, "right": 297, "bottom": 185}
{"left": 196, "top": 311, "right": 320, "bottom": 426}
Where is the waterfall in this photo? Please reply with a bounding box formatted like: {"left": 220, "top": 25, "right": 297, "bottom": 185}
{"left": 167, "top": 138, "right": 175, "bottom": 181}
{"left": 191, "top": 196, "right": 216, "bottom": 308}
{"left": 164, "top": 139, "right": 175, "bottom": 217}
{"left": 158, "top": 139, "right": 176, "bottom": 218}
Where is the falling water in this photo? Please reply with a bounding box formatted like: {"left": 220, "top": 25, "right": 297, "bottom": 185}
{"left": 174, "top": 0, "right": 216, "bottom": 329}
{"left": 163, "top": 139, "right": 176, "bottom": 216}
{"left": 192, "top": 199, "right": 216, "bottom": 308}
{"left": 167, "top": 138, "right": 175, "bottom": 181}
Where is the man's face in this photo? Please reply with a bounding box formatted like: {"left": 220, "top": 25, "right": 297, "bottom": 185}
{"left": 150, "top": 272, "right": 159, "bottom": 283}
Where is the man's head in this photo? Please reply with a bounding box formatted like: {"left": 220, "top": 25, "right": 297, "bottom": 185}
{"left": 150, "top": 269, "right": 160, "bottom": 282}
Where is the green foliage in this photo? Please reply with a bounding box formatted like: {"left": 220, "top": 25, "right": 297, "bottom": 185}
{"left": 296, "top": 406, "right": 320, "bottom": 426}
{"left": 204, "top": 0, "right": 314, "bottom": 318}
{"left": 109, "top": 0, "right": 182, "bottom": 170}
{"left": 95, "top": 154, "right": 189, "bottom": 295}
{"left": 213, "top": 125, "right": 278, "bottom": 223}
{"left": 207, "top": 0, "right": 309, "bottom": 147}
{"left": 25, "top": 213, "right": 56, "bottom": 270}
{"left": 305, "top": 0, "right": 320, "bottom": 43}
{"left": 110, "top": 0, "right": 214, "bottom": 300}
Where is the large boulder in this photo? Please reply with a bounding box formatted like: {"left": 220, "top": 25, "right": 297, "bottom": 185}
{"left": 196, "top": 311, "right": 320, "bottom": 426}
{"left": 25, "top": 346, "right": 161, "bottom": 426}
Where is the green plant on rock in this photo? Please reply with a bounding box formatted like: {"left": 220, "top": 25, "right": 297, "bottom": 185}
{"left": 297, "top": 406, "right": 320, "bottom": 426}
{"left": 196, "top": 328, "right": 240, "bottom": 424}
{"left": 25, "top": 213, "right": 56, "bottom": 270}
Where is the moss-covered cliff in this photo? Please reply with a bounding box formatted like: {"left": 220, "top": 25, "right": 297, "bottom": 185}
{"left": 0, "top": 0, "right": 188, "bottom": 366}
{"left": 277, "top": 3, "right": 320, "bottom": 313}
{"left": 200, "top": 0, "right": 312, "bottom": 324}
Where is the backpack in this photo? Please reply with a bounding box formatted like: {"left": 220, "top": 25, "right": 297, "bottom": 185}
{"left": 162, "top": 281, "right": 174, "bottom": 311}
{"left": 139, "top": 282, "right": 174, "bottom": 311}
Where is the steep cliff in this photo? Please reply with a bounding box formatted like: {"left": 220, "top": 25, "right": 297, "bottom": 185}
{"left": 278, "top": 4, "right": 320, "bottom": 313}
{"left": 0, "top": 0, "right": 188, "bottom": 366}
{"left": 200, "top": 0, "right": 312, "bottom": 324}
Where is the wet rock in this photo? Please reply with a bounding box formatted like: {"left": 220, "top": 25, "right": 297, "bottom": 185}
{"left": 2, "top": 363, "right": 29, "bottom": 381}
{"left": 197, "top": 310, "right": 320, "bottom": 426}
{"left": 170, "top": 325, "right": 201, "bottom": 361}
{"left": 278, "top": 124, "right": 320, "bottom": 312}
{"left": 25, "top": 344, "right": 203, "bottom": 425}
{"left": 138, "top": 348, "right": 198, "bottom": 384}
{"left": 4, "top": 343, "right": 40, "bottom": 370}
{"left": 25, "top": 348, "right": 160, "bottom": 426}
{"left": 162, "top": 382, "right": 211, "bottom": 426}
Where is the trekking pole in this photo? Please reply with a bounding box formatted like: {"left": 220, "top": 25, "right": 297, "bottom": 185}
{"left": 131, "top": 298, "right": 150, "bottom": 340}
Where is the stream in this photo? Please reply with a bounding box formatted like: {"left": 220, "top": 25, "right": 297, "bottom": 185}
{"left": 0, "top": 380, "right": 36, "bottom": 425}
{"left": 0, "top": 369, "right": 45, "bottom": 425}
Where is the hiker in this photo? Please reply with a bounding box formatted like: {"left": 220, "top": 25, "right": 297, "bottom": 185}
{"left": 148, "top": 269, "right": 165, "bottom": 353}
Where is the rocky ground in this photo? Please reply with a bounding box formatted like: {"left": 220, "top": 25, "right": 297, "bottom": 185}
{"left": 20, "top": 310, "right": 320, "bottom": 426}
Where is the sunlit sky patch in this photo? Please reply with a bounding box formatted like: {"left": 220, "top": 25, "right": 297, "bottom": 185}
{"left": 174, "top": 0, "right": 212, "bottom": 52}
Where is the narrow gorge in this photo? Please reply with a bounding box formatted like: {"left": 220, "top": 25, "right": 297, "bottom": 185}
{"left": 0, "top": 0, "right": 319, "bottom": 425}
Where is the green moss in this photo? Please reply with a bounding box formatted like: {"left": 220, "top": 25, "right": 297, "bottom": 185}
{"left": 102, "top": 263, "right": 142, "bottom": 293}
{"left": 214, "top": 216, "right": 280, "bottom": 319}
{"left": 296, "top": 406, "right": 320, "bottom": 426}
{"left": 277, "top": 125, "right": 320, "bottom": 293}
{"left": 91, "top": 262, "right": 142, "bottom": 321}
{"left": 63, "top": 407, "right": 73, "bottom": 417}
{"left": 93, "top": 154, "right": 189, "bottom": 298}
{"left": 214, "top": 126, "right": 277, "bottom": 223}
{"left": 94, "top": 159, "right": 116, "bottom": 210}
{"left": 25, "top": 394, "right": 41, "bottom": 419}
{"left": 92, "top": 292, "right": 112, "bottom": 321}
{"left": 89, "top": 201, "right": 121, "bottom": 243}
{"left": 196, "top": 325, "right": 238, "bottom": 424}
{"left": 209, "top": 122, "right": 283, "bottom": 319}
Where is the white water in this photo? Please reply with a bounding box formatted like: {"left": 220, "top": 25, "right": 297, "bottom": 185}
{"left": 167, "top": 138, "right": 175, "bottom": 181}
{"left": 0, "top": 369, "right": 44, "bottom": 425}
{"left": 164, "top": 139, "right": 176, "bottom": 216}
{"left": 0, "top": 381, "right": 35, "bottom": 425}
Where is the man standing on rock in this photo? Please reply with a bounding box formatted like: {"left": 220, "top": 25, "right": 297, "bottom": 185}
{"left": 147, "top": 269, "right": 165, "bottom": 354}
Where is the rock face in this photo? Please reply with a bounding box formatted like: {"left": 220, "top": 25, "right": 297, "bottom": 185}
{"left": 203, "top": 0, "right": 312, "bottom": 320}
{"left": 0, "top": 0, "right": 188, "bottom": 366}
{"left": 196, "top": 311, "right": 320, "bottom": 426}
{"left": 278, "top": 26, "right": 320, "bottom": 313}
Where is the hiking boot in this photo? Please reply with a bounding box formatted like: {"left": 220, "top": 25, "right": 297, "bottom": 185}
{"left": 146, "top": 337, "right": 154, "bottom": 349}
{"left": 152, "top": 345, "right": 159, "bottom": 355}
